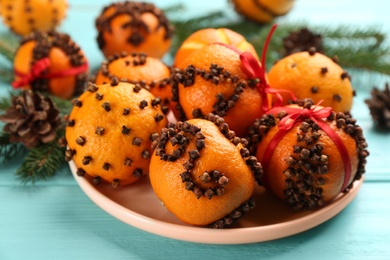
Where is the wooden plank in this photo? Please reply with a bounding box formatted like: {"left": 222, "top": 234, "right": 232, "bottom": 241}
{"left": 0, "top": 182, "right": 388, "bottom": 258}
{"left": 0, "top": 0, "right": 389, "bottom": 258}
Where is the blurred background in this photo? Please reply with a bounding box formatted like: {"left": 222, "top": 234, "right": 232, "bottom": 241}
{"left": 1, "top": 0, "right": 388, "bottom": 87}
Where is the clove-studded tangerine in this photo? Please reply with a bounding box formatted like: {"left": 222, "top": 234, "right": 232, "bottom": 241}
{"left": 230, "top": 0, "right": 296, "bottom": 24}
{"left": 247, "top": 99, "right": 369, "bottom": 210}
{"left": 65, "top": 79, "right": 168, "bottom": 187}
{"left": 95, "top": 1, "right": 174, "bottom": 59}
{"left": 149, "top": 117, "right": 262, "bottom": 228}
{"left": 12, "top": 31, "right": 88, "bottom": 99}
{"left": 172, "top": 44, "right": 266, "bottom": 138}
{"left": 95, "top": 52, "right": 175, "bottom": 116}
{"left": 171, "top": 25, "right": 293, "bottom": 137}
{"left": 0, "top": 0, "right": 68, "bottom": 35}
{"left": 173, "top": 27, "right": 259, "bottom": 67}
{"left": 268, "top": 49, "right": 355, "bottom": 113}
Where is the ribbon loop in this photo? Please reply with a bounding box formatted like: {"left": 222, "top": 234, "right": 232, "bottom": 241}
{"left": 214, "top": 25, "right": 297, "bottom": 112}
{"left": 262, "top": 103, "right": 352, "bottom": 193}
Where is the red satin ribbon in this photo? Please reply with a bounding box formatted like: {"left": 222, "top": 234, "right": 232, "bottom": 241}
{"left": 262, "top": 104, "right": 352, "bottom": 193}
{"left": 215, "top": 24, "right": 296, "bottom": 112}
{"left": 12, "top": 58, "right": 89, "bottom": 88}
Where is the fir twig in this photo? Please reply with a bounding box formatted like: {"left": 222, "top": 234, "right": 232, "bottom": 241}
{"left": 168, "top": 12, "right": 390, "bottom": 77}
{"left": 0, "top": 33, "right": 19, "bottom": 62}
{"left": 0, "top": 94, "right": 12, "bottom": 111}
{"left": 15, "top": 132, "right": 66, "bottom": 184}
{"left": 162, "top": 3, "right": 185, "bottom": 16}
{"left": 0, "top": 33, "right": 18, "bottom": 84}
{"left": 0, "top": 132, "right": 27, "bottom": 162}
{"left": 237, "top": 22, "right": 390, "bottom": 75}
{"left": 0, "top": 67, "right": 13, "bottom": 84}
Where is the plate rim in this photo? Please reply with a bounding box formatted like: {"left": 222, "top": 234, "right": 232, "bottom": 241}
{"left": 69, "top": 161, "right": 363, "bottom": 244}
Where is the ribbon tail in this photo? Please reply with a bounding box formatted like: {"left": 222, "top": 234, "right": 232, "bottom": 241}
{"left": 273, "top": 92, "right": 284, "bottom": 108}
{"left": 261, "top": 24, "right": 278, "bottom": 71}
{"left": 42, "top": 62, "right": 89, "bottom": 78}
{"left": 266, "top": 87, "right": 297, "bottom": 104}
{"left": 261, "top": 97, "right": 270, "bottom": 112}
{"left": 314, "top": 118, "right": 352, "bottom": 192}
{"left": 240, "top": 52, "right": 264, "bottom": 79}
{"left": 12, "top": 77, "right": 31, "bottom": 88}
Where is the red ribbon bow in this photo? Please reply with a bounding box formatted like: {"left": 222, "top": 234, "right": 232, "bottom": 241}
{"left": 12, "top": 58, "right": 89, "bottom": 88}
{"left": 261, "top": 103, "right": 352, "bottom": 193}
{"left": 12, "top": 58, "right": 51, "bottom": 88}
{"left": 216, "top": 24, "right": 296, "bottom": 112}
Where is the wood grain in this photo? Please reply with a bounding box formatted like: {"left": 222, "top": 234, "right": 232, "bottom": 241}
{"left": 0, "top": 0, "right": 389, "bottom": 258}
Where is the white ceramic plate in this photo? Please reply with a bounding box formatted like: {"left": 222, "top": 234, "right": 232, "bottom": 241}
{"left": 70, "top": 160, "right": 363, "bottom": 244}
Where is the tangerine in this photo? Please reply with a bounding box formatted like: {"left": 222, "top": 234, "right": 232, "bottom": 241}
{"left": 65, "top": 79, "right": 168, "bottom": 187}
{"left": 95, "top": 52, "right": 176, "bottom": 117}
{"left": 268, "top": 50, "right": 354, "bottom": 113}
{"left": 96, "top": 1, "right": 174, "bottom": 59}
{"left": 149, "top": 116, "right": 260, "bottom": 227}
{"left": 174, "top": 27, "right": 258, "bottom": 67}
{"left": 248, "top": 99, "right": 368, "bottom": 210}
{"left": 13, "top": 31, "right": 88, "bottom": 99}
{"left": 172, "top": 43, "right": 268, "bottom": 137}
{"left": 231, "top": 0, "right": 295, "bottom": 23}
{"left": 0, "top": 0, "right": 68, "bottom": 35}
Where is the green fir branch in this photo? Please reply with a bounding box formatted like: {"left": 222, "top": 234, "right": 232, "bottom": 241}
{"left": 0, "top": 132, "right": 27, "bottom": 162}
{"left": 162, "top": 3, "right": 185, "bottom": 16}
{"left": 0, "top": 94, "right": 12, "bottom": 111}
{"left": 0, "top": 33, "right": 19, "bottom": 62}
{"left": 0, "top": 33, "right": 18, "bottom": 84}
{"left": 15, "top": 133, "right": 66, "bottom": 184}
{"left": 168, "top": 12, "right": 390, "bottom": 76}
{"left": 241, "top": 23, "right": 390, "bottom": 75}
{"left": 0, "top": 67, "right": 13, "bottom": 84}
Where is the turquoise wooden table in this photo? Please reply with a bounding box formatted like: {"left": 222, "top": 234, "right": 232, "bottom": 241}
{"left": 1, "top": 0, "right": 390, "bottom": 259}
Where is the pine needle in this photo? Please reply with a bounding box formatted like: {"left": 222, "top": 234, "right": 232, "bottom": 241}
{"left": 0, "top": 67, "right": 13, "bottom": 83}
{"left": 16, "top": 137, "right": 66, "bottom": 184}
{"left": 0, "top": 132, "right": 27, "bottom": 162}
{"left": 162, "top": 3, "right": 185, "bottom": 16}
{"left": 0, "top": 33, "right": 18, "bottom": 84}
{"left": 0, "top": 33, "right": 19, "bottom": 62}
{"left": 0, "top": 94, "right": 12, "bottom": 111}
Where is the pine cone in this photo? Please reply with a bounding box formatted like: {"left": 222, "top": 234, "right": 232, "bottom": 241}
{"left": 365, "top": 83, "right": 390, "bottom": 130}
{"left": 283, "top": 28, "right": 323, "bottom": 57}
{"left": 0, "top": 90, "right": 61, "bottom": 148}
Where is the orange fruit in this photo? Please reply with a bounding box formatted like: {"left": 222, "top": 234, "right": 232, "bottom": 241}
{"left": 149, "top": 117, "right": 260, "bottom": 227}
{"left": 65, "top": 79, "right": 168, "bottom": 187}
{"left": 13, "top": 31, "right": 88, "bottom": 99}
{"left": 96, "top": 1, "right": 174, "bottom": 59}
{"left": 231, "top": 0, "right": 295, "bottom": 23}
{"left": 248, "top": 99, "right": 368, "bottom": 210}
{"left": 268, "top": 50, "right": 354, "bottom": 113}
{"left": 173, "top": 43, "right": 269, "bottom": 137}
{"left": 173, "top": 27, "right": 259, "bottom": 67}
{"left": 95, "top": 52, "right": 176, "bottom": 117}
{"left": 0, "top": 0, "right": 68, "bottom": 35}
